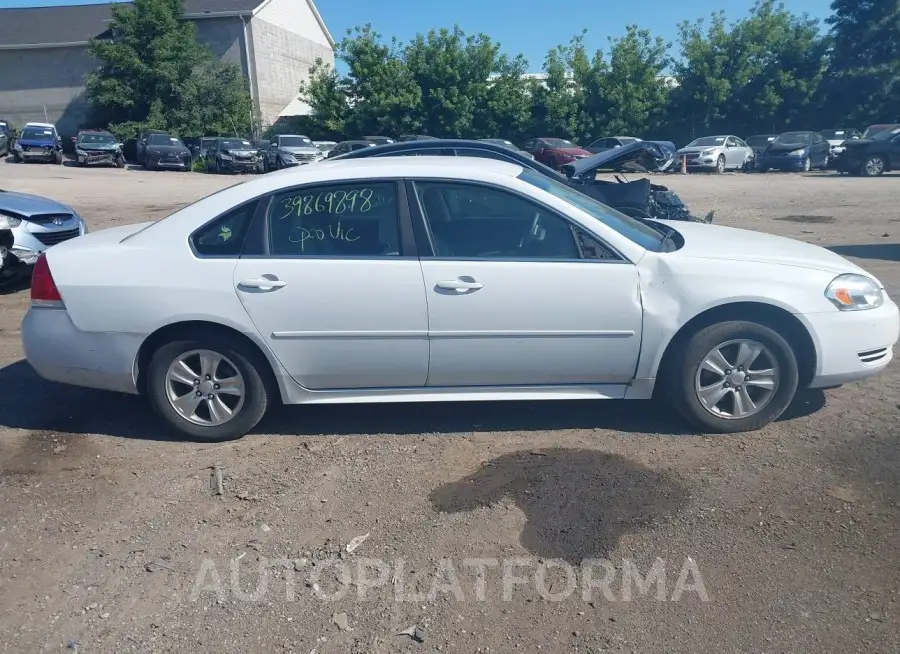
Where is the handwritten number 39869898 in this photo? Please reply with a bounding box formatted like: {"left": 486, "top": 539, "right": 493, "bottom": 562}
{"left": 278, "top": 189, "right": 376, "bottom": 220}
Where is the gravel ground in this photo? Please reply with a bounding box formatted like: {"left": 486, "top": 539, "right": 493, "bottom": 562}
{"left": 0, "top": 162, "right": 898, "bottom": 654}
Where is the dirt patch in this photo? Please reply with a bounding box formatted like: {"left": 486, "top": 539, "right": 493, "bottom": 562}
{"left": 775, "top": 215, "right": 836, "bottom": 223}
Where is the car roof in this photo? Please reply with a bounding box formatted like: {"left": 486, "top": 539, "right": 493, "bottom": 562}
{"left": 24, "top": 122, "right": 54, "bottom": 128}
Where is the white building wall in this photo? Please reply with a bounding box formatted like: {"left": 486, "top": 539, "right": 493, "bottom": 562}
{"left": 249, "top": 0, "right": 334, "bottom": 125}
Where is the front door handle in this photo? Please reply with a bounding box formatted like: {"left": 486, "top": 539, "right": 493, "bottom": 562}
{"left": 436, "top": 279, "right": 484, "bottom": 293}
{"left": 238, "top": 277, "right": 287, "bottom": 291}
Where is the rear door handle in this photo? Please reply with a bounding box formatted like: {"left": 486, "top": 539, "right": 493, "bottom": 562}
{"left": 238, "top": 277, "right": 287, "bottom": 291}
{"left": 436, "top": 279, "right": 484, "bottom": 292}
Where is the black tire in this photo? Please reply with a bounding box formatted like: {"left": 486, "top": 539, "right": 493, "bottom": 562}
{"left": 715, "top": 155, "right": 726, "bottom": 174}
{"left": 115, "top": 155, "right": 125, "bottom": 168}
{"left": 13, "top": 152, "right": 21, "bottom": 163}
{"left": 664, "top": 320, "right": 799, "bottom": 434}
{"left": 145, "top": 332, "right": 271, "bottom": 442}
{"left": 215, "top": 159, "right": 222, "bottom": 174}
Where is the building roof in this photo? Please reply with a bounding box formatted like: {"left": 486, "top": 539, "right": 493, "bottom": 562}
{"left": 0, "top": 0, "right": 263, "bottom": 48}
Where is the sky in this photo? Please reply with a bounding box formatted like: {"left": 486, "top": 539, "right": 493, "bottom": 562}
{"left": 0, "top": 0, "right": 835, "bottom": 72}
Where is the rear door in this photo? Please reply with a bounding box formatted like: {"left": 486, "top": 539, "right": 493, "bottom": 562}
{"left": 232, "top": 179, "right": 429, "bottom": 390}
{"left": 409, "top": 179, "right": 643, "bottom": 388}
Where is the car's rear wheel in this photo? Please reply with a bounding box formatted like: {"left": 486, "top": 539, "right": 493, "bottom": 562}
{"left": 715, "top": 155, "right": 726, "bottom": 174}
{"left": 861, "top": 155, "right": 885, "bottom": 177}
{"left": 664, "top": 321, "right": 799, "bottom": 433}
{"left": 146, "top": 333, "right": 271, "bottom": 442}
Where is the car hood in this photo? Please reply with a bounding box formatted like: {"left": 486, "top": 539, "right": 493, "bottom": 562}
{"left": 224, "top": 149, "right": 257, "bottom": 156}
{"left": 764, "top": 141, "right": 808, "bottom": 154}
{"left": 0, "top": 189, "right": 74, "bottom": 218}
{"left": 148, "top": 145, "right": 190, "bottom": 154}
{"left": 842, "top": 139, "right": 877, "bottom": 150}
{"left": 280, "top": 146, "right": 320, "bottom": 155}
{"left": 77, "top": 143, "right": 118, "bottom": 151}
{"left": 16, "top": 138, "right": 56, "bottom": 148}
{"left": 676, "top": 145, "right": 723, "bottom": 154}
{"left": 563, "top": 141, "right": 675, "bottom": 177}
{"left": 657, "top": 220, "right": 870, "bottom": 277}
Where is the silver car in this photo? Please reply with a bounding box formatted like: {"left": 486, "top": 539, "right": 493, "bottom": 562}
{"left": 675, "top": 135, "right": 754, "bottom": 173}
{"left": 0, "top": 189, "right": 87, "bottom": 268}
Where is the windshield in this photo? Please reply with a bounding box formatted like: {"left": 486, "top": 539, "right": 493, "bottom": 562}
{"left": 221, "top": 139, "right": 252, "bottom": 149}
{"left": 79, "top": 133, "right": 115, "bottom": 144}
{"left": 688, "top": 136, "right": 727, "bottom": 147}
{"left": 482, "top": 139, "right": 516, "bottom": 148}
{"left": 517, "top": 169, "right": 664, "bottom": 251}
{"left": 148, "top": 134, "right": 184, "bottom": 146}
{"left": 862, "top": 125, "right": 899, "bottom": 139}
{"left": 542, "top": 138, "right": 576, "bottom": 149}
{"left": 746, "top": 136, "right": 774, "bottom": 147}
{"left": 773, "top": 132, "right": 811, "bottom": 145}
{"left": 871, "top": 127, "right": 900, "bottom": 141}
{"left": 279, "top": 136, "right": 312, "bottom": 147}
{"left": 20, "top": 128, "right": 54, "bottom": 141}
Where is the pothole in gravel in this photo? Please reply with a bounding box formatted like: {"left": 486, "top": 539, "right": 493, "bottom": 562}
{"left": 776, "top": 215, "right": 836, "bottom": 224}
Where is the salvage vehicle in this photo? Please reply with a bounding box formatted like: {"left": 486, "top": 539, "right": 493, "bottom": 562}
{"left": 835, "top": 126, "right": 900, "bottom": 177}
{"left": 22, "top": 158, "right": 898, "bottom": 442}
{"left": 266, "top": 134, "right": 322, "bottom": 171}
{"left": 675, "top": 135, "right": 755, "bottom": 173}
{"left": 73, "top": 129, "right": 125, "bottom": 167}
{"left": 755, "top": 131, "right": 831, "bottom": 172}
{"left": 0, "top": 119, "right": 11, "bottom": 158}
{"left": 12, "top": 123, "right": 63, "bottom": 164}
{"left": 819, "top": 128, "right": 861, "bottom": 164}
{"left": 0, "top": 188, "right": 88, "bottom": 270}
{"left": 314, "top": 141, "right": 337, "bottom": 156}
{"left": 205, "top": 137, "right": 263, "bottom": 174}
{"left": 326, "top": 140, "right": 378, "bottom": 158}
{"left": 142, "top": 133, "right": 192, "bottom": 171}
{"left": 521, "top": 137, "right": 592, "bottom": 169}
{"left": 330, "top": 139, "right": 710, "bottom": 223}
{"left": 744, "top": 134, "right": 777, "bottom": 163}
{"left": 585, "top": 136, "right": 641, "bottom": 154}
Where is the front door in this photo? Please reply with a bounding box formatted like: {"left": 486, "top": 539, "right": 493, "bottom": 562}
{"left": 410, "top": 180, "right": 643, "bottom": 388}
{"left": 233, "top": 180, "right": 429, "bottom": 390}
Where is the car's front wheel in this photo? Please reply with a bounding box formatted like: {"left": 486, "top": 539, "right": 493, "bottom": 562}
{"left": 861, "top": 155, "right": 886, "bottom": 177}
{"left": 665, "top": 321, "right": 799, "bottom": 433}
{"left": 146, "top": 333, "right": 271, "bottom": 441}
{"left": 715, "top": 155, "right": 726, "bottom": 174}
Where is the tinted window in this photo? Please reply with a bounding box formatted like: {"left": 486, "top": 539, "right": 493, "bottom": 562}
{"left": 191, "top": 202, "right": 257, "bottom": 256}
{"left": 415, "top": 181, "right": 580, "bottom": 259}
{"left": 268, "top": 182, "right": 400, "bottom": 257}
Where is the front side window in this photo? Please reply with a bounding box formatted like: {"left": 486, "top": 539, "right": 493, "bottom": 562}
{"left": 414, "top": 181, "right": 582, "bottom": 259}
{"left": 268, "top": 182, "right": 400, "bottom": 257}
{"left": 190, "top": 202, "right": 258, "bottom": 256}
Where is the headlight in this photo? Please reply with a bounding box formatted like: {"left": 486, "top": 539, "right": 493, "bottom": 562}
{"left": 220, "top": 153, "right": 233, "bottom": 160}
{"left": 0, "top": 212, "right": 22, "bottom": 229}
{"left": 788, "top": 149, "right": 806, "bottom": 157}
{"left": 701, "top": 149, "right": 714, "bottom": 156}
{"left": 825, "top": 274, "right": 884, "bottom": 311}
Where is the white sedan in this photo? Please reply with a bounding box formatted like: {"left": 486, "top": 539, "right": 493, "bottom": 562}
{"left": 22, "top": 158, "right": 899, "bottom": 441}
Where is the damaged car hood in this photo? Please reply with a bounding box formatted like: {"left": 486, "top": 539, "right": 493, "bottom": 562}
{"left": 0, "top": 189, "right": 74, "bottom": 218}
{"left": 656, "top": 220, "right": 870, "bottom": 276}
{"left": 562, "top": 141, "right": 675, "bottom": 178}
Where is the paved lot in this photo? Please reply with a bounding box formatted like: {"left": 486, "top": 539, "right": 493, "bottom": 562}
{"left": 0, "top": 163, "right": 898, "bottom": 653}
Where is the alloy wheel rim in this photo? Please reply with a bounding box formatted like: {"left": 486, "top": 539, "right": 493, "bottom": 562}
{"left": 165, "top": 349, "right": 245, "bottom": 426}
{"left": 694, "top": 339, "right": 780, "bottom": 420}
{"left": 717, "top": 157, "right": 725, "bottom": 173}
{"left": 866, "top": 157, "right": 884, "bottom": 175}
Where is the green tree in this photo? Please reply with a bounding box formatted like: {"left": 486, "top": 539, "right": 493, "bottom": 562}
{"left": 825, "top": 0, "right": 900, "bottom": 125}
{"left": 86, "top": 0, "right": 252, "bottom": 138}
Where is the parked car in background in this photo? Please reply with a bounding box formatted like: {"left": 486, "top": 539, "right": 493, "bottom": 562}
{"left": 585, "top": 136, "right": 641, "bottom": 154}
{"left": 141, "top": 133, "right": 192, "bottom": 171}
{"left": 836, "top": 126, "right": 900, "bottom": 176}
{"left": 0, "top": 188, "right": 87, "bottom": 270}
{"left": 479, "top": 138, "right": 534, "bottom": 159}
{"left": 135, "top": 129, "right": 169, "bottom": 166}
{"left": 398, "top": 135, "right": 439, "bottom": 142}
{"left": 266, "top": 134, "right": 323, "bottom": 171}
{"left": 12, "top": 123, "right": 63, "bottom": 164}
{"left": 313, "top": 141, "right": 337, "bottom": 156}
{"left": 327, "top": 140, "right": 378, "bottom": 158}
{"left": 21, "top": 157, "right": 899, "bottom": 441}
{"left": 755, "top": 131, "right": 830, "bottom": 172}
{"left": 675, "top": 135, "right": 755, "bottom": 173}
{"left": 819, "top": 128, "right": 861, "bottom": 163}
{"left": 745, "top": 134, "right": 777, "bottom": 162}
{"left": 72, "top": 129, "right": 125, "bottom": 168}
{"left": 0, "top": 119, "right": 11, "bottom": 158}
{"left": 521, "top": 137, "right": 592, "bottom": 169}
{"left": 362, "top": 136, "right": 394, "bottom": 145}
{"left": 204, "top": 137, "right": 262, "bottom": 174}
{"left": 861, "top": 124, "right": 900, "bottom": 140}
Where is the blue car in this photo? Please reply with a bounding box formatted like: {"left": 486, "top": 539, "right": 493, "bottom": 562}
{"left": 755, "top": 131, "right": 830, "bottom": 173}
{"left": 12, "top": 123, "right": 63, "bottom": 164}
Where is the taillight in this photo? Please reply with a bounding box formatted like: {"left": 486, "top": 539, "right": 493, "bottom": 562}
{"left": 31, "top": 254, "right": 63, "bottom": 306}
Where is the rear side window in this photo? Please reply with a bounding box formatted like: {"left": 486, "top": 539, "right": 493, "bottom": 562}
{"left": 190, "top": 202, "right": 257, "bottom": 256}
{"left": 267, "top": 182, "right": 400, "bottom": 257}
